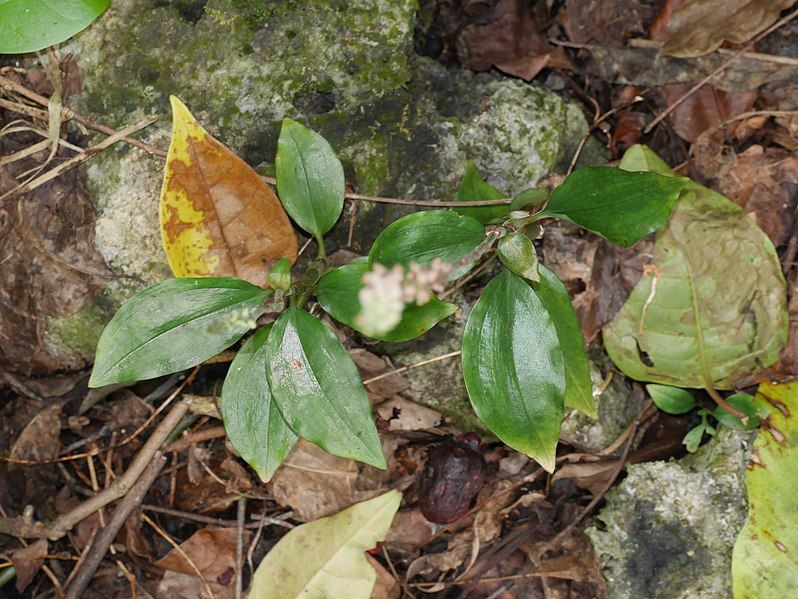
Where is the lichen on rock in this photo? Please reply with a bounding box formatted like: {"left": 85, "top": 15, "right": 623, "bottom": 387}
{"left": 587, "top": 428, "right": 755, "bottom": 599}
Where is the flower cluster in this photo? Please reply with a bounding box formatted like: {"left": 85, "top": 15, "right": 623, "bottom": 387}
{"left": 355, "top": 259, "right": 452, "bottom": 337}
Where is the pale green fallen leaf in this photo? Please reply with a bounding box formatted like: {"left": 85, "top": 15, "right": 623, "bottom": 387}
{"left": 250, "top": 490, "right": 402, "bottom": 598}
{"left": 604, "top": 145, "right": 788, "bottom": 389}
{"left": 732, "top": 382, "right": 798, "bottom": 598}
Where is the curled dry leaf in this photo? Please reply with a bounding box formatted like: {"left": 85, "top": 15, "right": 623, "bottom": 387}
{"left": 160, "top": 96, "right": 297, "bottom": 287}
{"left": 657, "top": 0, "right": 798, "bottom": 58}
{"left": 10, "top": 539, "right": 48, "bottom": 593}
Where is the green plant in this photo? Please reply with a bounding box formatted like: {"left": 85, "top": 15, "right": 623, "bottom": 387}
{"left": 89, "top": 97, "right": 690, "bottom": 479}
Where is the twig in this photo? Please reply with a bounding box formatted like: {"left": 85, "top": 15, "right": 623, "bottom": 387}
{"left": 166, "top": 425, "right": 226, "bottom": 453}
{"left": 705, "top": 383, "right": 748, "bottom": 423}
{"left": 141, "top": 505, "right": 294, "bottom": 530}
{"left": 644, "top": 7, "right": 798, "bottom": 134}
{"left": 64, "top": 454, "right": 167, "bottom": 599}
{"left": 0, "top": 400, "right": 190, "bottom": 540}
{"left": 0, "top": 115, "right": 158, "bottom": 200}
{"left": 362, "top": 350, "right": 462, "bottom": 386}
{"left": 0, "top": 73, "right": 167, "bottom": 157}
{"left": 235, "top": 498, "right": 246, "bottom": 599}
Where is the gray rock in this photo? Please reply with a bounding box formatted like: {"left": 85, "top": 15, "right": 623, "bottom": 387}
{"left": 44, "top": 0, "right": 594, "bottom": 371}
{"left": 587, "top": 428, "right": 755, "bottom": 599}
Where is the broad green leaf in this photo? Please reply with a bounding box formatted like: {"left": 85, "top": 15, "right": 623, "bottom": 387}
{"left": 89, "top": 277, "right": 269, "bottom": 388}
{"left": 454, "top": 161, "right": 508, "bottom": 224}
{"left": 604, "top": 145, "right": 788, "bottom": 389}
{"left": 317, "top": 259, "right": 458, "bottom": 342}
{"left": 221, "top": 326, "right": 297, "bottom": 482}
{"left": 532, "top": 265, "right": 595, "bottom": 418}
{"left": 276, "top": 118, "right": 344, "bottom": 237}
{"left": 265, "top": 307, "right": 385, "bottom": 468}
{"left": 713, "top": 393, "right": 762, "bottom": 430}
{"left": 733, "top": 382, "right": 798, "bottom": 597}
{"left": 368, "top": 210, "right": 486, "bottom": 279}
{"left": 498, "top": 232, "right": 539, "bottom": 282}
{"left": 250, "top": 490, "right": 401, "bottom": 598}
{"left": 462, "top": 270, "right": 566, "bottom": 472}
{"left": 511, "top": 187, "right": 548, "bottom": 212}
{"left": 0, "top": 0, "right": 109, "bottom": 54}
{"left": 646, "top": 384, "right": 696, "bottom": 415}
{"left": 160, "top": 97, "right": 297, "bottom": 287}
{"left": 538, "top": 166, "right": 687, "bottom": 247}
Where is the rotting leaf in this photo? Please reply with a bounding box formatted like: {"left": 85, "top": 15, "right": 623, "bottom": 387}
{"left": 160, "top": 96, "right": 297, "bottom": 287}
{"left": 603, "top": 145, "right": 788, "bottom": 389}
{"left": 732, "top": 382, "right": 798, "bottom": 597}
{"left": 250, "top": 490, "right": 402, "bottom": 598}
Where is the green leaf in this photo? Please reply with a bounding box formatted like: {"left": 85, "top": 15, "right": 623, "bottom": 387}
{"left": 454, "top": 161, "right": 509, "bottom": 224}
{"left": 462, "top": 270, "right": 566, "bottom": 472}
{"left": 221, "top": 326, "right": 298, "bottom": 482}
{"left": 317, "top": 259, "right": 458, "bottom": 342}
{"left": 713, "top": 393, "right": 761, "bottom": 429}
{"left": 497, "top": 232, "right": 539, "bottom": 282}
{"left": 250, "top": 490, "right": 402, "bottom": 598}
{"left": 89, "top": 277, "right": 269, "bottom": 388}
{"left": 275, "top": 118, "right": 344, "bottom": 237}
{"left": 511, "top": 188, "right": 548, "bottom": 212}
{"left": 603, "top": 145, "right": 788, "bottom": 389}
{"left": 682, "top": 422, "right": 705, "bottom": 453}
{"left": 0, "top": 0, "right": 109, "bottom": 54}
{"left": 368, "top": 210, "right": 486, "bottom": 279}
{"left": 538, "top": 166, "right": 687, "bottom": 247}
{"left": 646, "top": 384, "right": 696, "bottom": 415}
{"left": 532, "top": 265, "right": 595, "bottom": 418}
{"left": 265, "top": 307, "right": 385, "bottom": 468}
{"left": 732, "top": 382, "right": 798, "bottom": 597}
{"left": 267, "top": 256, "right": 291, "bottom": 291}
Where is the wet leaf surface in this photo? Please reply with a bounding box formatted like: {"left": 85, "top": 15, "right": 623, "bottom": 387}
{"left": 160, "top": 97, "right": 297, "bottom": 287}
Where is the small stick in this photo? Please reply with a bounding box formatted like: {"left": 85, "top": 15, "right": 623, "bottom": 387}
{"left": 362, "top": 350, "right": 462, "bottom": 386}
{"left": 64, "top": 454, "right": 167, "bottom": 599}
{"left": 141, "top": 504, "right": 294, "bottom": 529}
{"left": 644, "top": 7, "right": 798, "bottom": 134}
{"left": 235, "top": 498, "right": 246, "bottom": 599}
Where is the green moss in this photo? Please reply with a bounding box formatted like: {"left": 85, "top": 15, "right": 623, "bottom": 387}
{"left": 44, "top": 299, "right": 113, "bottom": 362}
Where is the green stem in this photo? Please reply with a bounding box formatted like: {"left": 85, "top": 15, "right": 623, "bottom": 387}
{"left": 0, "top": 566, "right": 15, "bottom": 589}
{"left": 315, "top": 235, "right": 326, "bottom": 260}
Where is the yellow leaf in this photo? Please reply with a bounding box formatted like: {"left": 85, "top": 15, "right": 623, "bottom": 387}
{"left": 160, "top": 96, "right": 297, "bottom": 287}
{"left": 249, "top": 490, "right": 402, "bottom": 598}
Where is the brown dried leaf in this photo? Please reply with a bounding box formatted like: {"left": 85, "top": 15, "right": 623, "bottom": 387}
{"left": 155, "top": 527, "right": 250, "bottom": 599}
{"left": 659, "top": 0, "right": 797, "bottom": 58}
{"left": 376, "top": 397, "right": 441, "bottom": 431}
{"left": 661, "top": 83, "right": 756, "bottom": 142}
{"left": 270, "top": 440, "right": 389, "bottom": 521}
{"left": 562, "top": 0, "right": 658, "bottom": 45}
{"left": 160, "top": 97, "right": 297, "bottom": 287}
{"left": 10, "top": 539, "right": 48, "bottom": 592}
{"left": 10, "top": 404, "right": 61, "bottom": 461}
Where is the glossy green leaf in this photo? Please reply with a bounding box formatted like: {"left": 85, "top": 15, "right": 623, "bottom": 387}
{"left": 646, "top": 384, "right": 696, "bottom": 415}
{"left": 713, "top": 393, "right": 762, "bottom": 430}
{"left": 462, "top": 270, "right": 565, "bottom": 472}
{"left": 532, "top": 265, "right": 596, "bottom": 418}
{"left": 221, "top": 326, "right": 297, "bottom": 482}
{"left": 267, "top": 256, "right": 291, "bottom": 291}
{"left": 604, "top": 145, "right": 788, "bottom": 389}
{"left": 498, "top": 232, "right": 539, "bottom": 282}
{"left": 317, "top": 259, "right": 458, "bottom": 342}
{"left": 250, "top": 490, "right": 401, "bottom": 598}
{"left": 538, "top": 166, "right": 687, "bottom": 247}
{"left": 265, "top": 307, "right": 385, "bottom": 468}
{"left": 454, "top": 161, "right": 509, "bottom": 224}
{"left": 733, "top": 382, "right": 798, "bottom": 597}
{"left": 275, "top": 118, "right": 344, "bottom": 237}
{"left": 368, "top": 210, "right": 486, "bottom": 279}
{"left": 89, "top": 277, "right": 268, "bottom": 388}
{"left": 0, "top": 0, "right": 109, "bottom": 54}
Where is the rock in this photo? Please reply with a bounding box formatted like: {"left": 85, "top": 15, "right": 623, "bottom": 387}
{"left": 587, "top": 428, "right": 755, "bottom": 599}
{"left": 33, "top": 0, "right": 594, "bottom": 376}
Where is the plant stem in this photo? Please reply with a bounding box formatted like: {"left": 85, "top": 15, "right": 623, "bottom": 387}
{"left": 315, "top": 234, "right": 326, "bottom": 260}
{"left": 0, "top": 566, "right": 15, "bottom": 589}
